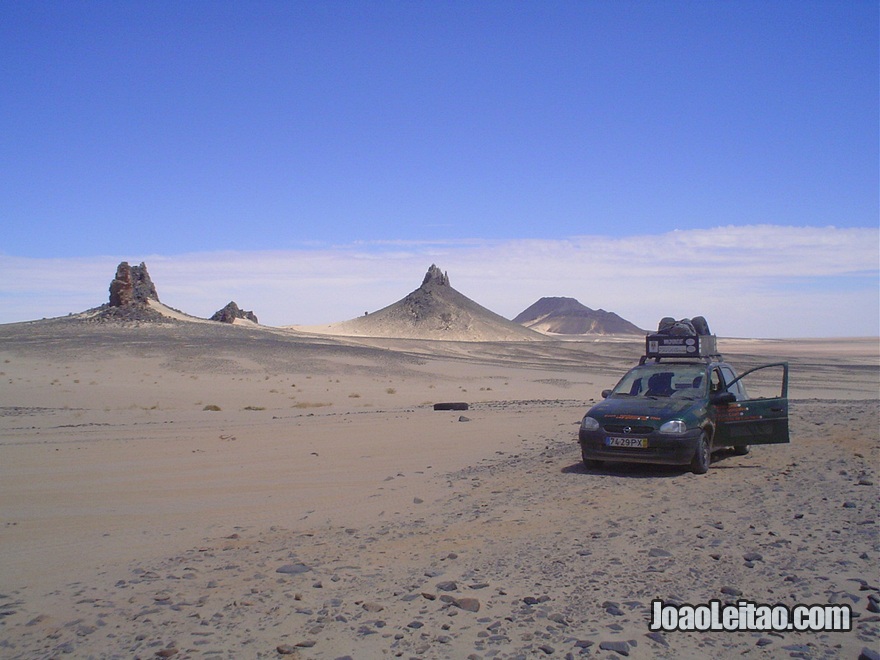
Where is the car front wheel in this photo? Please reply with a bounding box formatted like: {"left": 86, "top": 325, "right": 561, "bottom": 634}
{"left": 691, "top": 432, "right": 711, "bottom": 474}
{"left": 581, "top": 447, "right": 603, "bottom": 470}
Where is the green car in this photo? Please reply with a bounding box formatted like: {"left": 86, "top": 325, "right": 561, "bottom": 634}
{"left": 578, "top": 358, "right": 789, "bottom": 474}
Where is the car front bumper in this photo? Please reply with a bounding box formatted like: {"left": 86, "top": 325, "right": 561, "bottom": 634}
{"left": 578, "top": 428, "right": 703, "bottom": 466}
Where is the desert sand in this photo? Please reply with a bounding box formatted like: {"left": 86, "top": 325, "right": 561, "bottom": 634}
{"left": 0, "top": 318, "right": 877, "bottom": 659}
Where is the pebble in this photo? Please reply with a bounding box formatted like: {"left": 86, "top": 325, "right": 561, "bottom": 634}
{"left": 646, "top": 632, "right": 668, "bottom": 647}
{"left": 452, "top": 597, "right": 481, "bottom": 612}
{"left": 276, "top": 563, "right": 311, "bottom": 575}
{"left": 599, "top": 640, "right": 630, "bottom": 656}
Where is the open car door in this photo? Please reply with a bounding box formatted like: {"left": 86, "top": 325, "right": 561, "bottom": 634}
{"left": 713, "top": 363, "right": 789, "bottom": 447}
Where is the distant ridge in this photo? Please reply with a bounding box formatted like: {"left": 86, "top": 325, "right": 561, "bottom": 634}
{"left": 514, "top": 297, "right": 644, "bottom": 335}
{"left": 317, "top": 265, "right": 545, "bottom": 341}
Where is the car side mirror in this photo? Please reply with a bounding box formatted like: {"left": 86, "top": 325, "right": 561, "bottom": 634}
{"left": 711, "top": 391, "right": 736, "bottom": 405}
{"left": 601, "top": 389, "right": 612, "bottom": 399}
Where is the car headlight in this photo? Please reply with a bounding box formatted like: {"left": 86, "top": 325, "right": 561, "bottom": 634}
{"left": 660, "top": 420, "right": 687, "bottom": 434}
{"left": 581, "top": 416, "right": 600, "bottom": 431}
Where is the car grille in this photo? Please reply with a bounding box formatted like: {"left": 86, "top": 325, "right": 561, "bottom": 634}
{"left": 603, "top": 424, "right": 654, "bottom": 435}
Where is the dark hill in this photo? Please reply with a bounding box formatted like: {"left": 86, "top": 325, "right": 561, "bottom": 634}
{"left": 514, "top": 297, "right": 644, "bottom": 335}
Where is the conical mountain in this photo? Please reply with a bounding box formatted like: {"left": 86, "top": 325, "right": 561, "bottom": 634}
{"left": 326, "top": 265, "right": 545, "bottom": 341}
{"left": 514, "top": 297, "right": 644, "bottom": 335}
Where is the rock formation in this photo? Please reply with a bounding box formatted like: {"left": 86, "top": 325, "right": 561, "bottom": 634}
{"left": 514, "top": 297, "right": 644, "bottom": 335}
{"left": 211, "top": 301, "right": 259, "bottom": 324}
{"left": 109, "top": 262, "right": 159, "bottom": 307}
{"left": 326, "top": 265, "right": 544, "bottom": 341}
{"left": 422, "top": 264, "right": 450, "bottom": 287}
{"left": 79, "top": 261, "right": 169, "bottom": 323}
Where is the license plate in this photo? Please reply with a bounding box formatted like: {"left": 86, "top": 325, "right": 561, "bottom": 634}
{"left": 606, "top": 436, "right": 648, "bottom": 449}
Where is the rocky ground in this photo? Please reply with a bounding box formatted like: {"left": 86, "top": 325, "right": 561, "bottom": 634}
{"left": 1, "top": 398, "right": 877, "bottom": 660}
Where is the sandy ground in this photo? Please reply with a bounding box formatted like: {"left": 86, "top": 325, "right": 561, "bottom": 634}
{"left": 0, "top": 320, "right": 877, "bottom": 659}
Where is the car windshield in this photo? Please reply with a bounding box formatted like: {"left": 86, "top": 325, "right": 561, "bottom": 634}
{"left": 611, "top": 364, "right": 707, "bottom": 399}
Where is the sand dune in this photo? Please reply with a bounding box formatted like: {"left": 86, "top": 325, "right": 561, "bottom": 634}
{"left": 0, "top": 319, "right": 877, "bottom": 658}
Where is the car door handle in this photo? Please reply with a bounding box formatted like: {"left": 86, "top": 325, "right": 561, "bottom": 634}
{"left": 769, "top": 407, "right": 784, "bottom": 412}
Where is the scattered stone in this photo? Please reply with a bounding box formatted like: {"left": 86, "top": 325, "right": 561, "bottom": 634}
{"left": 742, "top": 552, "right": 763, "bottom": 562}
{"left": 648, "top": 548, "right": 672, "bottom": 558}
{"left": 452, "top": 597, "right": 481, "bottom": 612}
{"left": 437, "top": 581, "right": 458, "bottom": 591}
{"left": 646, "top": 631, "right": 668, "bottom": 647}
{"left": 605, "top": 603, "right": 625, "bottom": 616}
{"left": 276, "top": 563, "right": 311, "bottom": 575}
{"left": 276, "top": 644, "right": 298, "bottom": 655}
{"left": 599, "top": 640, "right": 630, "bottom": 656}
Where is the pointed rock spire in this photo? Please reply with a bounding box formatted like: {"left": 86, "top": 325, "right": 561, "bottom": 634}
{"left": 109, "top": 262, "right": 159, "bottom": 307}
{"left": 421, "top": 264, "right": 450, "bottom": 288}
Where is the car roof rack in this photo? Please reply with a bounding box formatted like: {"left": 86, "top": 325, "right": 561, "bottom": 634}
{"left": 641, "top": 332, "right": 722, "bottom": 365}
{"left": 639, "top": 354, "right": 723, "bottom": 365}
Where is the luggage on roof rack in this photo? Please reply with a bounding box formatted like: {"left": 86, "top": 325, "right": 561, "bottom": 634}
{"left": 657, "top": 315, "right": 711, "bottom": 336}
{"left": 644, "top": 316, "right": 720, "bottom": 361}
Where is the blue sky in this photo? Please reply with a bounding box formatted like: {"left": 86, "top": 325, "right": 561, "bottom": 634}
{"left": 1, "top": 1, "right": 878, "bottom": 336}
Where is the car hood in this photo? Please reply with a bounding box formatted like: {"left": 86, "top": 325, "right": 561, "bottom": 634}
{"left": 588, "top": 396, "right": 701, "bottom": 423}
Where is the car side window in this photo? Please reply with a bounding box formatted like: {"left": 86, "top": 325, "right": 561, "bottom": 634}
{"left": 720, "top": 365, "right": 746, "bottom": 400}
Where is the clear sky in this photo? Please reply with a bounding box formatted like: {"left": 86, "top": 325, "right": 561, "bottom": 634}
{"left": 1, "top": 1, "right": 878, "bottom": 337}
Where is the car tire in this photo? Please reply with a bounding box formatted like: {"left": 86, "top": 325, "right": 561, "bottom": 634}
{"left": 581, "top": 447, "right": 603, "bottom": 469}
{"left": 692, "top": 316, "right": 711, "bottom": 335}
{"left": 732, "top": 445, "right": 750, "bottom": 456}
{"left": 691, "top": 432, "right": 711, "bottom": 474}
{"left": 433, "top": 402, "right": 469, "bottom": 411}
